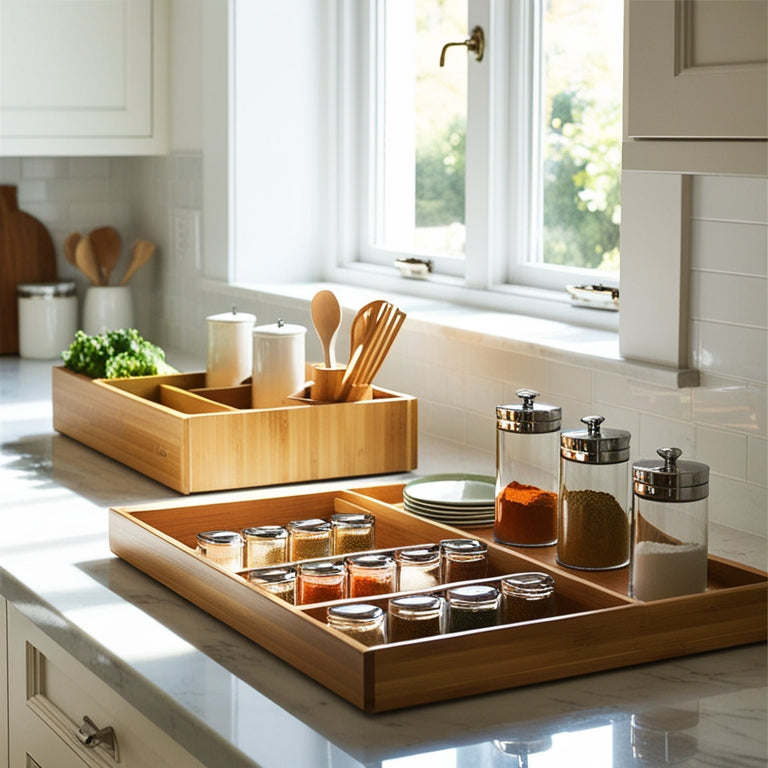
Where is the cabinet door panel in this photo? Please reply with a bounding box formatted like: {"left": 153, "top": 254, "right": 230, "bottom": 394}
{"left": 0, "top": 0, "right": 152, "bottom": 138}
{"left": 627, "top": 0, "right": 768, "bottom": 139}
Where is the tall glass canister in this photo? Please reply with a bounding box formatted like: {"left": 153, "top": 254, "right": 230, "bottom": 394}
{"left": 630, "top": 447, "right": 709, "bottom": 601}
{"left": 494, "top": 389, "right": 561, "bottom": 547}
{"left": 557, "top": 415, "right": 631, "bottom": 570}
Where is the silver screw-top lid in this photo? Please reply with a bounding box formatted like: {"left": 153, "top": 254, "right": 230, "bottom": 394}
{"left": 327, "top": 603, "right": 384, "bottom": 622}
{"left": 632, "top": 447, "right": 709, "bottom": 502}
{"left": 560, "top": 415, "right": 631, "bottom": 464}
{"left": 496, "top": 389, "right": 562, "bottom": 434}
{"left": 196, "top": 530, "right": 243, "bottom": 546}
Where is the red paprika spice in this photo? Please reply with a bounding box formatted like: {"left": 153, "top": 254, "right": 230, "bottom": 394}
{"left": 495, "top": 481, "right": 558, "bottom": 546}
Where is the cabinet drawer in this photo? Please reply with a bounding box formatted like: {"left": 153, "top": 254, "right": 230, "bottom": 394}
{"left": 7, "top": 606, "right": 205, "bottom": 768}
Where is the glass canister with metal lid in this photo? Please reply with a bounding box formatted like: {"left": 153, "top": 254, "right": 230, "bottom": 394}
{"left": 630, "top": 447, "right": 709, "bottom": 601}
{"left": 196, "top": 530, "right": 244, "bottom": 571}
{"left": 494, "top": 389, "right": 562, "bottom": 547}
{"left": 557, "top": 415, "right": 631, "bottom": 570}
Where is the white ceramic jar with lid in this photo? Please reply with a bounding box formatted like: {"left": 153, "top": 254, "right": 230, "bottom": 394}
{"left": 17, "top": 281, "right": 77, "bottom": 359}
{"left": 251, "top": 318, "right": 307, "bottom": 408}
{"left": 630, "top": 447, "right": 709, "bottom": 601}
{"left": 557, "top": 415, "right": 631, "bottom": 571}
{"left": 206, "top": 307, "right": 256, "bottom": 387}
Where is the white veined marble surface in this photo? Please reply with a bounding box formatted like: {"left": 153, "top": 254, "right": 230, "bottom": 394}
{"left": 1, "top": 355, "right": 765, "bottom": 768}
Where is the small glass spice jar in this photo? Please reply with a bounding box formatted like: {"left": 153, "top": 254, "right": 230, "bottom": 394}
{"left": 242, "top": 525, "right": 288, "bottom": 568}
{"left": 446, "top": 584, "right": 500, "bottom": 633}
{"left": 387, "top": 594, "right": 444, "bottom": 642}
{"left": 440, "top": 539, "right": 488, "bottom": 583}
{"left": 247, "top": 566, "right": 296, "bottom": 604}
{"left": 326, "top": 603, "right": 386, "bottom": 647}
{"left": 557, "top": 415, "right": 631, "bottom": 571}
{"left": 500, "top": 572, "right": 556, "bottom": 624}
{"left": 346, "top": 553, "right": 396, "bottom": 597}
{"left": 630, "top": 447, "right": 709, "bottom": 601}
{"left": 331, "top": 512, "right": 375, "bottom": 554}
{"left": 395, "top": 545, "right": 441, "bottom": 591}
{"left": 296, "top": 560, "right": 346, "bottom": 604}
{"left": 495, "top": 389, "right": 561, "bottom": 547}
{"left": 195, "top": 530, "right": 244, "bottom": 571}
{"left": 287, "top": 518, "right": 332, "bottom": 561}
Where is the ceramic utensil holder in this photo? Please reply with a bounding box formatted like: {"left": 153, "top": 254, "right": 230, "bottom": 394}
{"left": 206, "top": 309, "right": 256, "bottom": 387}
{"left": 252, "top": 320, "right": 307, "bottom": 408}
{"left": 82, "top": 285, "right": 134, "bottom": 335}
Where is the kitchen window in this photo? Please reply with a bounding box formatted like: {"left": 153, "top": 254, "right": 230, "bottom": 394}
{"left": 332, "top": 0, "right": 622, "bottom": 302}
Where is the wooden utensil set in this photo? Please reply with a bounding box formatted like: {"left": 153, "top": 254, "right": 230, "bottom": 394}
{"left": 65, "top": 227, "right": 155, "bottom": 286}
{"left": 310, "top": 292, "right": 406, "bottom": 403}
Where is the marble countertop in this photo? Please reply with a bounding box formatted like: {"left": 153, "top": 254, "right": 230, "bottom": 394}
{"left": 1, "top": 355, "right": 766, "bottom": 768}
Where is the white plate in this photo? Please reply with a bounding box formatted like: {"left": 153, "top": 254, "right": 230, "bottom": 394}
{"left": 403, "top": 473, "right": 495, "bottom": 507}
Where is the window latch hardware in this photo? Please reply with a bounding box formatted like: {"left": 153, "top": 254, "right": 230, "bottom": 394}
{"left": 439, "top": 25, "right": 485, "bottom": 67}
{"left": 394, "top": 257, "right": 433, "bottom": 279}
{"left": 77, "top": 715, "right": 120, "bottom": 761}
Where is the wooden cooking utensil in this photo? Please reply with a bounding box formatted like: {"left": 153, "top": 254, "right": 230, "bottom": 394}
{"left": 310, "top": 289, "right": 342, "bottom": 368}
{"left": 74, "top": 235, "right": 103, "bottom": 286}
{"left": 119, "top": 240, "right": 155, "bottom": 285}
{"left": 63, "top": 231, "right": 81, "bottom": 268}
{"left": 349, "top": 299, "right": 385, "bottom": 357}
{"left": 90, "top": 226, "right": 121, "bottom": 285}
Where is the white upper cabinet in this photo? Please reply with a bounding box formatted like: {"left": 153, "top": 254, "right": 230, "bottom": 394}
{"left": 626, "top": 0, "right": 767, "bottom": 139}
{"left": 0, "top": 0, "right": 168, "bottom": 155}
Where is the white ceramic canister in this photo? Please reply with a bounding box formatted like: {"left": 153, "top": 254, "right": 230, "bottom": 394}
{"left": 82, "top": 285, "right": 134, "bottom": 335}
{"left": 252, "top": 319, "right": 307, "bottom": 408}
{"left": 17, "top": 282, "right": 78, "bottom": 359}
{"left": 206, "top": 308, "right": 257, "bottom": 387}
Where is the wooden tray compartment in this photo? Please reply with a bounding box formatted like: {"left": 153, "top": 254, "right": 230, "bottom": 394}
{"left": 109, "top": 484, "right": 767, "bottom": 713}
{"left": 52, "top": 366, "right": 417, "bottom": 494}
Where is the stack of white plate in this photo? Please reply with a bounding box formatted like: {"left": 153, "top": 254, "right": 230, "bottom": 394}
{"left": 403, "top": 473, "right": 496, "bottom": 528}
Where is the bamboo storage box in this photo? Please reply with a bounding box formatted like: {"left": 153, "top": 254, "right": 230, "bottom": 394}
{"left": 52, "top": 367, "right": 417, "bottom": 493}
{"left": 108, "top": 483, "right": 767, "bottom": 713}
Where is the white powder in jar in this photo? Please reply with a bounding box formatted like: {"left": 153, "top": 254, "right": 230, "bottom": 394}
{"left": 631, "top": 541, "right": 708, "bottom": 601}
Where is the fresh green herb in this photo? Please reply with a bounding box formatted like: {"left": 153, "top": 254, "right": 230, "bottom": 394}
{"left": 61, "top": 329, "right": 177, "bottom": 379}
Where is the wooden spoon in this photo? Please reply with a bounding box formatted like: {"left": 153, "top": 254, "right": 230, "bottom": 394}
{"left": 119, "top": 240, "right": 156, "bottom": 285}
{"left": 90, "top": 226, "right": 121, "bottom": 285}
{"left": 63, "top": 231, "right": 81, "bottom": 268}
{"left": 310, "top": 289, "right": 342, "bottom": 368}
{"left": 349, "top": 299, "right": 385, "bottom": 358}
{"left": 74, "top": 235, "right": 103, "bottom": 285}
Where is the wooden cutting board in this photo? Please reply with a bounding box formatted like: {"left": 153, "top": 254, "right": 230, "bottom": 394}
{"left": 0, "top": 185, "right": 57, "bottom": 354}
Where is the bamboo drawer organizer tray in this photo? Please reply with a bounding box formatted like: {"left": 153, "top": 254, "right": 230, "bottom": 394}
{"left": 108, "top": 482, "right": 767, "bottom": 714}
{"left": 52, "top": 366, "right": 417, "bottom": 494}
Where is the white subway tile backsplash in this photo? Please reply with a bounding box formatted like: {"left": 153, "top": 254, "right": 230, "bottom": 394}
{"left": 67, "top": 157, "right": 111, "bottom": 179}
{"left": 464, "top": 411, "right": 496, "bottom": 458}
{"left": 638, "top": 413, "right": 696, "bottom": 460}
{"left": 21, "top": 157, "right": 69, "bottom": 179}
{"left": 693, "top": 374, "right": 767, "bottom": 437}
{"left": 695, "top": 426, "right": 748, "bottom": 481}
{"left": 691, "top": 220, "right": 768, "bottom": 276}
{"left": 694, "top": 321, "right": 767, "bottom": 383}
{"left": 691, "top": 272, "right": 767, "bottom": 328}
{"left": 590, "top": 403, "right": 641, "bottom": 444}
{"left": 548, "top": 361, "right": 593, "bottom": 403}
{"left": 708, "top": 475, "right": 767, "bottom": 535}
{"left": 462, "top": 374, "right": 505, "bottom": 416}
{"left": 747, "top": 437, "right": 767, "bottom": 487}
{"left": 596, "top": 372, "right": 693, "bottom": 421}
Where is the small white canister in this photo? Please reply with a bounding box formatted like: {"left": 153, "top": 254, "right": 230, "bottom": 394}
{"left": 252, "top": 319, "right": 307, "bottom": 408}
{"left": 206, "top": 308, "right": 257, "bottom": 387}
{"left": 18, "top": 282, "right": 78, "bottom": 359}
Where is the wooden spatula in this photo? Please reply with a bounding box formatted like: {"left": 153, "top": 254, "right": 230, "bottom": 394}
{"left": 90, "top": 226, "right": 121, "bottom": 285}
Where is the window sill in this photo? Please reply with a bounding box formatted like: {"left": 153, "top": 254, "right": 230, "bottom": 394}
{"left": 198, "top": 277, "right": 699, "bottom": 389}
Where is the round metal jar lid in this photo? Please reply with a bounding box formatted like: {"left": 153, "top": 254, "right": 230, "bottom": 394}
{"left": 560, "top": 415, "right": 630, "bottom": 464}
{"left": 633, "top": 447, "right": 709, "bottom": 502}
{"left": 346, "top": 553, "right": 393, "bottom": 568}
{"left": 241, "top": 525, "right": 287, "bottom": 539}
{"left": 440, "top": 538, "right": 487, "bottom": 555}
{"left": 196, "top": 530, "right": 243, "bottom": 546}
{"left": 496, "top": 389, "right": 562, "bottom": 434}
{"left": 247, "top": 566, "right": 295, "bottom": 584}
{"left": 17, "top": 281, "right": 76, "bottom": 298}
{"left": 447, "top": 584, "right": 499, "bottom": 605}
{"left": 330, "top": 512, "right": 374, "bottom": 528}
{"left": 327, "top": 603, "right": 383, "bottom": 622}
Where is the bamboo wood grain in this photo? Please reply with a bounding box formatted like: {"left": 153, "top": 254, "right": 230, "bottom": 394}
{"left": 159, "top": 385, "right": 238, "bottom": 414}
{"left": 109, "top": 485, "right": 767, "bottom": 713}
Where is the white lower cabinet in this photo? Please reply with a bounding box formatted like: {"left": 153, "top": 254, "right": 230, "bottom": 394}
{"left": 6, "top": 605, "right": 205, "bottom": 768}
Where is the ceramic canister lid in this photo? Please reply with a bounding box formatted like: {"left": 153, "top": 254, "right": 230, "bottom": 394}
{"left": 206, "top": 307, "right": 256, "bottom": 324}
{"left": 18, "top": 281, "right": 76, "bottom": 298}
{"left": 560, "top": 415, "right": 631, "bottom": 464}
{"left": 252, "top": 318, "right": 307, "bottom": 337}
{"left": 496, "top": 389, "right": 561, "bottom": 434}
{"left": 632, "top": 447, "right": 709, "bottom": 502}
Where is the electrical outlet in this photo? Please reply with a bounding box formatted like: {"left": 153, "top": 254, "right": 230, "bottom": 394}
{"left": 170, "top": 208, "right": 201, "bottom": 269}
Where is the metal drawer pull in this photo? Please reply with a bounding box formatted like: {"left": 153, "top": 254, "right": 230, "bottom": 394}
{"left": 77, "top": 715, "right": 120, "bottom": 761}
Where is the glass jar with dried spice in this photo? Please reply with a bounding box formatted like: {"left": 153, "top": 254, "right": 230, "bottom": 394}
{"left": 242, "top": 525, "right": 288, "bottom": 568}
{"left": 346, "top": 553, "right": 396, "bottom": 597}
{"left": 195, "top": 530, "right": 244, "bottom": 571}
{"left": 387, "top": 594, "right": 444, "bottom": 642}
{"left": 440, "top": 539, "right": 488, "bottom": 583}
{"left": 395, "top": 544, "right": 440, "bottom": 591}
{"left": 557, "top": 415, "right": 631, "bottom": 571}
{"left": 296, "top": 560, "right": 346, "bottom": 604}
{"left": 327, "top": 603, "right": 386, "bottom": 646}
{"left": 287, "top": 518, "right": 332, "bottom": 561}
{"left": 495, "top": 390, "right": 561, "bottom": 547}
{"left": 331, "top": 512, "right": 375, "bottom": 554}
{"left": 500, "top": 572, "right": 555, "bottom": 624}
{"left": 446, "top": 584, "right": 500, "bottom": 633}
{"left": 247, "top": 566, "right": 296, "bottom": 604}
